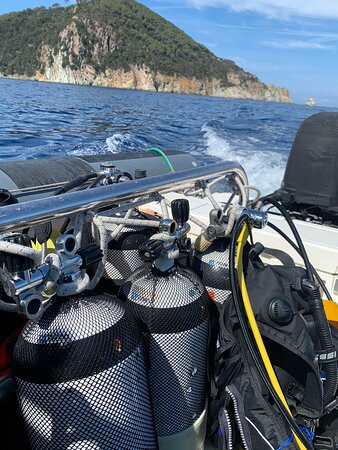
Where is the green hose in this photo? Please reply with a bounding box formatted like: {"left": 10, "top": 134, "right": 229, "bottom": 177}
{"left": 146, "top": 147, "right": 174, "bottom": 172}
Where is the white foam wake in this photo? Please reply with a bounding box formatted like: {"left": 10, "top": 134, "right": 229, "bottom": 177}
{"left": 105, "top": 133, "right": 132, "bottom": 153}
{"left": 201, "top": 124, "right": 287, "bottom": 195}
{"left": 69, "top": 132, "right": 132, "bottom": 156}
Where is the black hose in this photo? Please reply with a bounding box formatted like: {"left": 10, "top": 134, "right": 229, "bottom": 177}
{"left": 57, "top": 173, "right": 100, "bottom": 235}
{"left": 0, "top": 299, "right": 17, "bottom": 313}
{"left": 53, "top": 172, "right": 97, "bottom": 196}
{"left": 262, "top": 197, "right": 314, "bottom": 282}
{"left": 302, "top": 280, "right": 337, "bottom": 408}
{"left": 88, "top": 174, "right": 106, "bottom": 189}
{"left": 59, "top": 218, "right": 71, "bottom": 235}
{"left": 267, "top": 221, "right": 333, "bottom": 302}
{"left": 262, "top": 198, "right": 337, "bottom": 409}
{"left": 229, "top": 214, "right": 313, "bottom": 449}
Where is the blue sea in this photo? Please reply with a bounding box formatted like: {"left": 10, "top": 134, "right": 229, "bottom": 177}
{"left": 0, "top": 78, "right": 336, "bottom": 194}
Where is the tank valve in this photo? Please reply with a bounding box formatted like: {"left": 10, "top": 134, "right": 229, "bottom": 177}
{"left": 171, "top": 199, "right": 190, "bottom": 227}
{"left": 139, "top": 198, "right": 191, "bottom": 271}
{"left": 195, "top": 208, "right": 226, "bottom": 252}
{"left": 140, "top": 240, "right": 165, "bottom": 262}
{"left": 235, "top": 208, "right": 268, "bottom": 229}
{"left": 18, "top": 292, "right": 44, "bottom": 321}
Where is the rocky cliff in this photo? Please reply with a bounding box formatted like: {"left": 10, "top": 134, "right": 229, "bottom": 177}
{"left": 0, "top": 0, "right": 291, "bottom": 103}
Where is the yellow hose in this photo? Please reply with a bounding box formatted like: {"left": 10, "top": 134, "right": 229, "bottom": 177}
{"left": 236, "top": 224, "right": 306, "bottom": 450}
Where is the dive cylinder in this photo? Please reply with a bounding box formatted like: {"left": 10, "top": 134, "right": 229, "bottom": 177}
{"left": 192, "top": 208, "right": 232, "bottom": 307}
{"left": 13, "top": 292, "right": 158, "bottom": 450}
{"left": 192, "top": 238, "right": 231, "bottom": 307}
{"left": 101, "top": 210, "right": 157, "bottom": 294}
{"left": 120, "top": 199, "right": 209, "bottom": 450}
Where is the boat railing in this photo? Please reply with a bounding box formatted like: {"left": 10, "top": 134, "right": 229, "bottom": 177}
{"left": 0, "top": 161, "right": 246, "bottom": 232}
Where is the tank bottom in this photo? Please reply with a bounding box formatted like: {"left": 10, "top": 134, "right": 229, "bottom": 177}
{"left": 157, "top": 405, "right": 207, "bottom": 450}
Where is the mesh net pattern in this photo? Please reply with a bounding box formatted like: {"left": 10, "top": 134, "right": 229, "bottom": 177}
{"left": 148, "top": 321, "right": 209, "bottom": 435}
{"left": 20, "top": 293, "right": 124, "bottom": 344}
{"left": 14, "top": 293, "right": 157, "bottom": 449}
{"left": 109, "top": 227, "right": 155, "bottom": 251}
{"left": 103, "top": 226, "right": 155, "bottom": 282}
{"left": 121, "top": 265, "right": 209, "bottom": 436}
{"left": 192, "top": 239, "right": 232, "bottom": 304}
{"left": 104, "top": 248, "right": 143, "bottom": 281}
{"left": 16, "top": 346, "right": 157, "bottom": 450}
{"left": 206, "top": 285, "right": 232, "bottom": 305}
{"left": 121, "top": 265, "right": 207, "bottom": 310}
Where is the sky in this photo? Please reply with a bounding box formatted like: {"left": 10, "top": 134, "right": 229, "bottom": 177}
{"left": 1, "top": 1, "right": 338, "bottom": 106}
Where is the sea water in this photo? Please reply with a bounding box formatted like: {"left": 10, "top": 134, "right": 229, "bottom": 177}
{"left": 0, "top": 78, "right": 335, "bottom": 194}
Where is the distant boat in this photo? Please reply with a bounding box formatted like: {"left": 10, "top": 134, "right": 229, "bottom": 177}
{"left": 306, "top": 97, "right": 316, "bottom": 106}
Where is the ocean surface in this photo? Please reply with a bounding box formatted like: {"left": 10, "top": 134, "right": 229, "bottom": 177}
{"left": 0, "top": 78, "right": 336, "bottom": 194}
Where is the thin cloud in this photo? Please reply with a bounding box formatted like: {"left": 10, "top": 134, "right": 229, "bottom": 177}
{"left": 188, "top": 0, "right": 338, "bottom": 20}
{"left": 263, "top": 39, "right": 334, "bottom": 49}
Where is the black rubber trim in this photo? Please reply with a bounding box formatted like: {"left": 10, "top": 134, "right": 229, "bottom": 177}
{"left": 0, "top": 158, "right": 93, "bottom": 189}
{"left": 14, "top": 309, "right": 140, "bottom": 384}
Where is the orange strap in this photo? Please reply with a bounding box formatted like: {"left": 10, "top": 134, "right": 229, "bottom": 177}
{"left": 323, "top": 300, "right": 338, "bottom": 328}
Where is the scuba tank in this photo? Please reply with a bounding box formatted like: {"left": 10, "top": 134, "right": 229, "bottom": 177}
{"left": 192, "top": 209, "right": 231, "bottom": 307}
{"left": 13, "top": 292, "right": 157, "bottom": 450}
{"left": 99, "top": 167, "right": 159, "bottom": 294}
{"left": 120, "top": 199, "right": 209, "bottom": 450}
{"left": 102, "top": 210, "right": 158, "bottom": 294}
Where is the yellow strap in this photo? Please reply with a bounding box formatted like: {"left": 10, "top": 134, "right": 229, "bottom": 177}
{"left": 236, "top": 224, "right": 306, "bottom": 450}
{"left": 31, "top": 229, "right": 60, "bottom": 254}
{"left": 323, "top": 300, "right": 338, "bottom": 328}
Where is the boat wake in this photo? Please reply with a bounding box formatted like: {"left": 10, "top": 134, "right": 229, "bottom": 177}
{"left": 106, "top": 132, "right": 133, "bottom": 153}
{"left": 201, "top": 123, "right": 287, "bottom": 194}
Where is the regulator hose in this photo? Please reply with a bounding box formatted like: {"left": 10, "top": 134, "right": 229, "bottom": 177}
{"left": 53, "top": 172, "right": 98, "bottom": 196}
{"left": 229, "top": 214, "right": 312, "bottom": 450}
{"left": 262, "top": 197, "right": 313, "bottom": 281}
{"left": 263, "top": 198, "right": 337, "bottom": 409}
{"left": 267, "top": 221, "right": 332, "bottom": 302}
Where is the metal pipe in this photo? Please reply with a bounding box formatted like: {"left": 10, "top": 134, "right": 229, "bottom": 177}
{"left": 0, "top": 162, "right": 245, "bottom": 232}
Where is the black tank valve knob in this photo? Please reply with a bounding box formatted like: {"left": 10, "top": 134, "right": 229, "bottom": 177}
{"left": 171, "top": 199, "right": 190, "bottom": 226}
{"left": 139, "top": 240, "right": 164, "bottom": 262}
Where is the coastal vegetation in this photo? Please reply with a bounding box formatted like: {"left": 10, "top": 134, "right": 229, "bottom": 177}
{"left": 0, "top": 0, "right": 237, "bottom": 80}
{"left": 0, "top": 0, "right": 291, "bottom": 102}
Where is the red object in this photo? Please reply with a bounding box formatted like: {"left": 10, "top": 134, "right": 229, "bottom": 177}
{"left": 0, "top": 324, "right": 24, "bottom": 377}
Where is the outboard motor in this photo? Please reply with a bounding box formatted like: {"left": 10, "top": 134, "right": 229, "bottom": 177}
{"left": 13, "top": 293, "right": 157, "bottom": 450}
{"left": 120, "top": 199, "right": 209, "bottom": 450}
{"left": 192, "top": 208, "right": 232, "bottom": 307}
{"left": 271, "top": 112, "right": 338, "bottom": 225}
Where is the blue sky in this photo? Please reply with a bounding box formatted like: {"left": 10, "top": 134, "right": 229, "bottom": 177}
{"left": 1, "top": 1, "right": 338, "bottom": 106}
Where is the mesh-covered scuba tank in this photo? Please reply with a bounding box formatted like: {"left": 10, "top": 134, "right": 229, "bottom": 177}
{"left": 120, "top": 199, "right": 210, "bottom": 450}
{"left": 192, "top": 238, "right": 231, "bottom": 307}
{"left": 13, "top": 292, "right": 157, "bottom": 450}
{"left": 101, "top": 211, "right": 158, "bottom": 294}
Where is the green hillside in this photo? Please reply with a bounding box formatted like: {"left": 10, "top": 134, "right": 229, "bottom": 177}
{"left": 0, "top": 0, "right": 242, "bottom": 82}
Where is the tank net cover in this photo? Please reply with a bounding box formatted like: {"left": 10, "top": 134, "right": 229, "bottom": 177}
{"left": 104, "top": 225, "right": 155, "bottom": 282}
{"left": 13, "top": 292, "right": 157, "bottom": 450}
{"left": 192, "top": 237, "right": 231, "bottom": 305}
{"left": 120, "top": 265, "right": 209, "bottom": 437}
